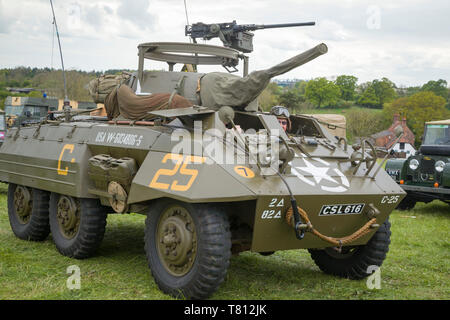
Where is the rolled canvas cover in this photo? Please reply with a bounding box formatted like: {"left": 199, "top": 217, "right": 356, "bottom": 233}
{"left": 199, "top": 43, "right": 328, "bottom": 110}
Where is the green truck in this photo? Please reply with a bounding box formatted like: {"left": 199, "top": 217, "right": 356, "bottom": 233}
{"left": 385, "top": 119, "right": 450, "bottom": 209}
{"left": 4, "top": 96, "right": 99, "bottom": 128}
{"left": 4, "top": 96, "right": 58, "bottom": 127}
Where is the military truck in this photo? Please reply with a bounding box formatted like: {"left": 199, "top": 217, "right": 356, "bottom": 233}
{"left": 0, "top": 28, "right": 405, "bottom": 299}
{"left": 4, "top": 96, "right": 100, "bottom": 128}
{"left": 386, "top": 119, "right": 450, "bottom": 209}
{"left": 4, "top": 96, "right": 58, "bottom": 128}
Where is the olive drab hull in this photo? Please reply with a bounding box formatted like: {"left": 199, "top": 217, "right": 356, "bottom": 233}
{"left": 0, "top": 116, "right": 405, "bottom": 252}
{"left": 1, "top": 38, "right": 404, "bottom": 299}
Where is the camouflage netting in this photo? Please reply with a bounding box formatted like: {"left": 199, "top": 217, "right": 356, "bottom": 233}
{"left": 105, "top": 85, "right": 193, "bottom": 120}
{"left": 199, "top": 43, "right": 328, "bottom": 110}
{"left": 88, "top": 73, "right": 132, "bottom": 103}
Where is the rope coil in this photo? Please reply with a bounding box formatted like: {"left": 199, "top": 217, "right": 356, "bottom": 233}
{"left": 285, "top": 206, "right": 377, "bottom": 247}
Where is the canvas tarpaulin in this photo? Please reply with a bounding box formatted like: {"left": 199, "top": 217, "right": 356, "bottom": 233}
{"left": 105, "top": 85, "right": 193, "bottom": 120}
{"left": 305, "top": 114, "right": 346, "bottom": 138}
{"left": 199, "top": 43, "right": 328, "bottom": 110}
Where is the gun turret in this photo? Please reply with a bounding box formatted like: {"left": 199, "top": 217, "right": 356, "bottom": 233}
{"left": 185, "top": 20, "right": 315, "bottom": 53}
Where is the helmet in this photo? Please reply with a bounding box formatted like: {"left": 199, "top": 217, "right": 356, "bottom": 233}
{"left": 271, "top": 105, "right": 290, "bottom": 119}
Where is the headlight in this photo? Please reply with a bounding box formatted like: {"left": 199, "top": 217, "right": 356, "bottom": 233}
{"left": 409, "top": 159, "right": 419, "bottom": 170}
{"left": 435, "top": 160, "right": 445, "bottom": 173}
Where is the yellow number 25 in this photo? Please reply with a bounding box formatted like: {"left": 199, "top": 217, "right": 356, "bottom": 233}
{"left": 149, "top": 154, "right": 205, "bottom": 192}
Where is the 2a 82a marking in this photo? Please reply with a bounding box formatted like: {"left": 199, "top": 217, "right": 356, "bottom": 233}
{"left": 261, "top": 198, "right": 284, "bottom": 219}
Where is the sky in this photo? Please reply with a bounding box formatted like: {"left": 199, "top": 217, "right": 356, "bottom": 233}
{"left": 0, "top": 0, "right": 449, "bottom": 87}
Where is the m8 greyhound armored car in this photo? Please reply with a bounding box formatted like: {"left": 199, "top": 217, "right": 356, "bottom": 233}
{"left": 0, "top": 24, "right": 405, "bottom": 299}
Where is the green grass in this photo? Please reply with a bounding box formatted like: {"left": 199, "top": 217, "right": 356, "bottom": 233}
{"left": 0, "top": 182, "right": 448, "bottom": 300}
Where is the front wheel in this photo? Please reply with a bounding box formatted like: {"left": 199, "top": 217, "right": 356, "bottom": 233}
{"left": 308, "top": 220, "right": 391, "bottom": 279}
{"left": 145, "top": 200, "right": 231, "bottom": 299}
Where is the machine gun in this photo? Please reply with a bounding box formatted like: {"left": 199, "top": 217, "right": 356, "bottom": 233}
{"left": 185, "top": 20, "right": 315, "bottom": 53}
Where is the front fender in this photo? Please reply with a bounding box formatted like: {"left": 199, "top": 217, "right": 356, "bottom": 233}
{"left": 127, "top": 151, "right": 256, "bottom": 204}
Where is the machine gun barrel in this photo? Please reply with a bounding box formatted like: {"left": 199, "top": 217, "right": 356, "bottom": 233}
{"left": 237, "top": 21, "right": 315, "bottom": 31}
{"left": 186, "top": 20, "right": 316, "bottom": 53}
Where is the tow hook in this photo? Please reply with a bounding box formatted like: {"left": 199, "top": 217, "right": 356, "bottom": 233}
{"left": 366, "top": 203, "right": 380, "bottom": 220}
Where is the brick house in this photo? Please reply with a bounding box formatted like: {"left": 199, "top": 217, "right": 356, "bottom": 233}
{"left": 371, "top": 114, "right": 416, "bottom": 157}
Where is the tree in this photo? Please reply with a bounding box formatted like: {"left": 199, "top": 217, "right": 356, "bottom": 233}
{"left": 358, "top": 78, "right": 397, "bottom": 108}
{"left": 335, "top": 75, "right": 358, "bottom": 101}
{"left": 358, "top": 85, "right": 378, "bottom": 107}
{"left": 305, "top": 77, "right": 340, "bottom": 108}
{"left": 277, "top": 88, "right": 305, "bottom": 112}
{"left": 383, "top": 91, "right": 449, "bottom": 144}
{"left": 421, "top": 79, "right": 448, "bottom": 100}
{"left": 372, "top": 77, "right": 397, "bottom": 107}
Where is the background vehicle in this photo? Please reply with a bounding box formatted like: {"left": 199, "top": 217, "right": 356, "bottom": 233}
{"left": 0, "top": 109, "right": 6, "bottom": 146}
{"left": 4, "top": 96, "right": 101, "bottom": 128}
{"left": 386, "top": 119, "right": 450, "bottom": 209}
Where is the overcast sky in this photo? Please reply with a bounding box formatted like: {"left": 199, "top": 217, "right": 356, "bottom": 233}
{"left": 0, "top": 0, "right": 449, "bottom": 87}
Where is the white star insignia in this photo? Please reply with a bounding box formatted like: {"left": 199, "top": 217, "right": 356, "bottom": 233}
{"left": 295, "top": 159, "right": 338, "bottom": 185}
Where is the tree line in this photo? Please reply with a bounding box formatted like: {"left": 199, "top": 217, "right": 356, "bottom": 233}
{"left": 259, "top": 76, "right": 449, "bottom": 111}
{"left": 1, "top": 67, "right": 448, "bottom": 144}
{"left": 259, "top": 75, "right": 449, "bottom": 145}
{"left": 0, "top": 67, "right": 130, "bottom": 108}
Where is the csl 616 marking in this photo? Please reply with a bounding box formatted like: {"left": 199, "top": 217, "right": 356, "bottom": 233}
{"left": 319, "top": 203, "right": 365, "bottom": 216}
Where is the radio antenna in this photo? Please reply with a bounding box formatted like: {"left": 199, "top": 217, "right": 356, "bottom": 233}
{"left": 49, "top": 0, "right": 69, "bottom": 106}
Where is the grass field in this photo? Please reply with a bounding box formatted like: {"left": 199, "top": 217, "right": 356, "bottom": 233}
{"left": 0, "top": 182, "right": 448, "bottom": 300}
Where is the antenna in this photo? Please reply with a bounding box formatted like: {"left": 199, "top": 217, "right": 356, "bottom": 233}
{"left": 49, "top": 0, "right": 69, "bottom": 107}
{"left": 183, "top": 0, "right": 195, "bottom": 44}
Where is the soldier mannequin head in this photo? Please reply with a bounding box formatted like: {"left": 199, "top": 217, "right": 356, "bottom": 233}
{"left": 271, "top": 105, "right": 291, "bottom": 132}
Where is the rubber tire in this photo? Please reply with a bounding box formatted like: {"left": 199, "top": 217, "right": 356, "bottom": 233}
{"left": 145, "top": 200, "right": 231, "bottom": 300}
{"left": 7, "top": 184, "right": 50, "bottom": 241}
{"left": 396, "top": 195, "right": 417, "bottom": 211}
{"left": 49, "top": 193, "right": 107, "bottom": 259}
{"left": 308, "top": 220, "right": 391, "bottom": 280}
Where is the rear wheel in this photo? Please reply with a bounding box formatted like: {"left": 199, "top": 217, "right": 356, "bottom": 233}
{"left": 145, "top": 200, "right": 231, "bottom": 299}
{"left": 7, "top": 184, "right": 50, "bottom": 241}
{"left": 49, "top": 193, "right": 107, "bottom": 259}
{"left": 308, "top": 220, "right": 391, "bottom": 279}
